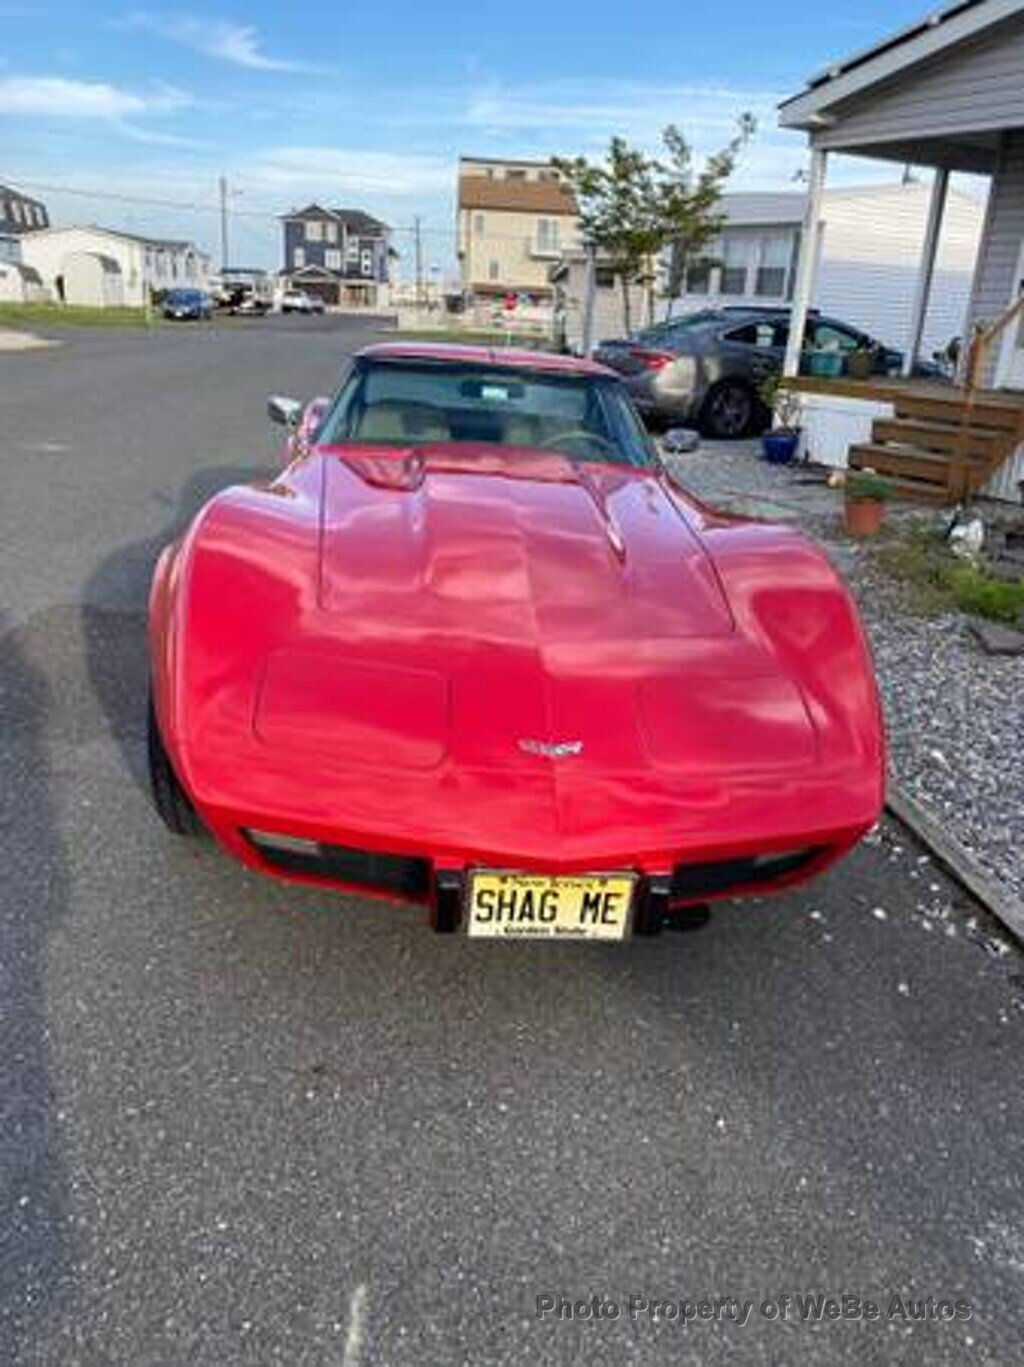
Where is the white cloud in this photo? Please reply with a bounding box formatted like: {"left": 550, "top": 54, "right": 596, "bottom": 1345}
{"left": 126, "top": 11, "right": 322, "bottom": 73}
{"left": 0, "top": 74, "right": 189, "bottom": 119}
{"left": 247, "top": 146, "right": 452, "bottom": 197}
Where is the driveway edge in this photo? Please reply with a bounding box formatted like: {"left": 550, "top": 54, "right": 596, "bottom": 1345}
{"left": 886, "top": 783, "right": 1024, "bottom": 947}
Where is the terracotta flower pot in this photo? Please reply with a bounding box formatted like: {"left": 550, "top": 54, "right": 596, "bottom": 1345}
{"left": 844, "top": 495, "right": 885, "bottom": 537}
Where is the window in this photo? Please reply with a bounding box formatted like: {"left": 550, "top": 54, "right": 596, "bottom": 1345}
{"left": 346, "top": 241, "right": 359, "bottom": 263}
{"left": 506, "top": 168, "right": 527, "bottom": 180}
{"left": 755, "top": 231, "right": 795, "bottom": 298}
{"left": 293, "top": 246, "right": 306, "bottom": 268}
{"left": 719, "top": 234, "right": 750, "bottom": 296}
{"left": 474, "top": 213, "right": 485, "bottom": 236}
{"left": 723, "top": 320, "right": 787, "bottom": 349}
{"left": 595, "top": 267, "right": 616, "bottom": 289}
{"left": 325, "top": 249, "right": 341, "bottom": 270}
{"left": 685, "top": 262, "right": 712, "bottom": 294}
{"left": 488, "top": 260, "right": 500, "bottom": 281}
{"left": 536, "top": 218, "right": 559, "bottom": 252}
{"left": 320, "top": 359, "right": 657, "bottom": 469}
{"left": 809, "top": 321, "right": 862, "bottom": 353}
{"left": 325, "top": 221, "right": 338, "bottom": 244}
{"left": 305, "top": 220, "right": 323, "bottom": 242}
{"left": 11, "top": 200, "right": 23, "bottom": 224}
{"left": 361, "top": 249, "right": 373, "bottom": 277}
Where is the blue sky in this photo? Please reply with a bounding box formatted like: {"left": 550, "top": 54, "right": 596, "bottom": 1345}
{"left": 0, "top": 0, "right": 947, "bottom": 275}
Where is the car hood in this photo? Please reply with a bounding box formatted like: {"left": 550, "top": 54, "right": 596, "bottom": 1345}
{"left": 317, "top": 443, "right": 732, "bottom": 641}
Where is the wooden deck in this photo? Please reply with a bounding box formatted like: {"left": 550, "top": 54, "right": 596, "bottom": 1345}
{"left": 784, "top": 376, "right": 1024, "bottom": 503}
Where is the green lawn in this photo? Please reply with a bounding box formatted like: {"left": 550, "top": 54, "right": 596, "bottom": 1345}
{"left": 0, "top": 302, "right": 165, "bottom": 329}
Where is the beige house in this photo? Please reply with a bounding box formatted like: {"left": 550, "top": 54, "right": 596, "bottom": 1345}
{"left": 457, "top": 157, "right": 578, "bottom": 304}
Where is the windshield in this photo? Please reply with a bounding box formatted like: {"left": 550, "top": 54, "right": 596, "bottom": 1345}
{"left": 318, "top": 358, "right": 657, "bottom": 468}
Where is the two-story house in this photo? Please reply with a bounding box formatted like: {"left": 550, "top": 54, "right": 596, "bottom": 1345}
{"left": 0, "top": 184, "right": 50, "bottom": 301}
{"left": 456, "top": 157, "right": 578, "bottom": 305}
{"left": 280, "top": 205, "right": 394, "bottom": 307}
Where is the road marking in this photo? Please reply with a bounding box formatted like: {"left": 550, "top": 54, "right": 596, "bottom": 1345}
{"left": 342, "top": 1283, "right": 368, "bottom": 1367}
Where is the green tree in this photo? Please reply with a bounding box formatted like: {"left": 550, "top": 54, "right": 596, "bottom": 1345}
{"left": 553, "top": 115, "right": 754, "bottom": 335}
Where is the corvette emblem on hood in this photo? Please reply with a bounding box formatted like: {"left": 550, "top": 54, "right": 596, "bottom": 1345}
{"left": 518, "top": 738, "right": 584, "bottom": 759}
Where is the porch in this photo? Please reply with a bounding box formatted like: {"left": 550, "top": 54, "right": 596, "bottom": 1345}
{"left": 778, "top": 0, "right": 1024, "bottom": 505}
{"left": 788, "top": 375, "right": 1024, "bottom": 503}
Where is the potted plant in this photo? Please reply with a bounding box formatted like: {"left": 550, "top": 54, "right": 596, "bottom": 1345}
{"left": 845, "top": 340, "right": 876, "bottom": 380}
{"left": 844, "top": 470, "right": 894, "bottom": 536}
{"left": 758, "top": 373, "right": 803, "bottom": 464}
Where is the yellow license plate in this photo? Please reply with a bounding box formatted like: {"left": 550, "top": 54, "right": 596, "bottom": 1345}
{"left": 466, "top": 871, "right": 636, "bottom": 941}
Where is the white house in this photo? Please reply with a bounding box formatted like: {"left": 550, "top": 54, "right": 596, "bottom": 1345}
{"left": 552, "top": 182, "right": 984, "bottom": 356}
{"left": 19, "top": 226, "right": 211, "bottom": 307}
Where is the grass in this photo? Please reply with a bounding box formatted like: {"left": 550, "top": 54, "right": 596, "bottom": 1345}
{"left": 872, "top": 520, "right": 1024, "bottom": 623}
{"left": 0, "top": 301, "right": 164, "bottom": 329}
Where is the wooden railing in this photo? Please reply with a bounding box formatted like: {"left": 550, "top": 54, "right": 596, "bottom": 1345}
{"left": 963, "top": 293, "right": 1024, "bottom": 391}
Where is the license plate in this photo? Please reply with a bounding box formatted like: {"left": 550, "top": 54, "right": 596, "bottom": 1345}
{"left": 466, "top": 871, "right": 636, "bottom": 941}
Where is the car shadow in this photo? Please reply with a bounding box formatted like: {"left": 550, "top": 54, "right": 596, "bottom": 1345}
{"left": 81, "top": 463, "right": 271, "bottom": 793}
{"left": 0, "top": 611, "right": 76, "bottom": 1363}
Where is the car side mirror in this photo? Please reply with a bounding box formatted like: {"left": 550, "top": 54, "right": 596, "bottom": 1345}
{"left": 267, "top": 395, "right": 303, "bottom": 429}
{"left": 661, "top": 427, "right": 700, "bottom": 454}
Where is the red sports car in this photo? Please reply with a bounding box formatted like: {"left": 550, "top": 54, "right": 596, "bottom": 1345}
{"left": 147, "top": 342, "right": 884, "bottom": 940}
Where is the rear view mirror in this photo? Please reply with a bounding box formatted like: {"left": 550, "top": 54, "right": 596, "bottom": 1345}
{"left": 661, "top": 427, "right": 700, "bottom": 454}
{"left": 267, "top": 395, "right": 303, "bottom": 428}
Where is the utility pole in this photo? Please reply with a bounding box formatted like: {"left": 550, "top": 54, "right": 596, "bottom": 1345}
{"left": 581, "top": 242, "right": 597, "bottom": 357}
{"left": 414, "top": 216, "right": 423, "bottom": 309}
{"left": 219, "top": 174, "right": 229, "bottom": 273}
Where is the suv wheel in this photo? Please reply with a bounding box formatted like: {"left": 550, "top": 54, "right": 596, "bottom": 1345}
{"left": 701, "top": 380, "right": 755, "bottom": 440}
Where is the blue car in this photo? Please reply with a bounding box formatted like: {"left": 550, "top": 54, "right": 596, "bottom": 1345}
{"left": 163, "top": 289, "right": 213, "bottom": 321}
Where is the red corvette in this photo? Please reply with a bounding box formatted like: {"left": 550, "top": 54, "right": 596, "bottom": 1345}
{"left": 147, "top": 342, "right": 884, "bottom": 940}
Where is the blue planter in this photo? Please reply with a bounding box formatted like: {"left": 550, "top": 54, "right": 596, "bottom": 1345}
{"left": 762, "top": 431, "right": 800, "bottom": 465}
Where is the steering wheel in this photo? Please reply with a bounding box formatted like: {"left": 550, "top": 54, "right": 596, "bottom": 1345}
{"left": 537, "top": 428, "right": 619, "bottom": 459}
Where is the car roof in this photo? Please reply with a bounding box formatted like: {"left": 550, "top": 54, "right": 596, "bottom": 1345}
{"left": 358, "top": 340, "right": 615, "bottom": 377}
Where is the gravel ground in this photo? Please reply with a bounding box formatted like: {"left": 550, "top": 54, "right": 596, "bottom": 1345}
{"left": 670, "top": 440, "right": 1024, "bottom": 905}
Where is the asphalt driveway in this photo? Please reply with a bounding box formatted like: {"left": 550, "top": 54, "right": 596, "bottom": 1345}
{"left": 1, "top": 318, "right": 1023, "bottom": 1366}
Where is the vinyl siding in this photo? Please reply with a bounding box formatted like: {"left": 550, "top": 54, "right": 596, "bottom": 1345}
{"left": 815, "top": 13, "right": 1024, "bottom": 151}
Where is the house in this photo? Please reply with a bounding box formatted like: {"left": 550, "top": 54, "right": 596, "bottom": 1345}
{"left": 0, "top": 183, "right": 49, "bottom": 263}
{"left": 279, "top": 205, "right": 393, "bottom": 307}
{"left": 670, "top": 184, "right": 984, "bottom": 356}
{"left": 457, "top": 157, "right": 578, "bottom": 306}
{"left": 779, "top": 0, "right": 1024, "bottom": 502}
{"left": 551, "top": 184, "right": 983, "bottom": 357}
{"left": 19, "top": 226, "right": 210, "bottom": 307}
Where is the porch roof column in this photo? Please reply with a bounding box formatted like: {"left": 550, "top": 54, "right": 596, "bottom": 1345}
{"left": 902, "top": 167, "right": 949, "bottom": 377}
{"left": 783, "top": 147, "right": 828, "bottom": 378}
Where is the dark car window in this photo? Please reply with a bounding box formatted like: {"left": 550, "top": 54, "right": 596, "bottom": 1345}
{"left": 808, "top": 320, "right": 864, "bottom": 352}
{"left": 319, "top": 359, "right": 657, "bottom": 468}
{"left": 722, "top": 319, "right": 787, "bottom": 348}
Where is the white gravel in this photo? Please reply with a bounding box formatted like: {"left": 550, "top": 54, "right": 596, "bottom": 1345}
{"left": 669, "top": 439, "right": 1024, "bottom": 903}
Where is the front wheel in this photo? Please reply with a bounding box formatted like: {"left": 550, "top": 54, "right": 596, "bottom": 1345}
{"left": 147, "top": 694, "right": 202, "bottom": 836}
{"left": 700, "top": 380, "right": 756, "bottom": 440}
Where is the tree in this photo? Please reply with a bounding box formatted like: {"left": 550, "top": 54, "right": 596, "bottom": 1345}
{"left": 553, "top": 115, "right": 755, "bottom": 334}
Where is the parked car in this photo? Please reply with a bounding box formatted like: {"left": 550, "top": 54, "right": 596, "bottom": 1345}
{"left": 218, "top": 284, "right": 270, "bottom": 316}
{"left": 595, "top": 307, "right": 942, "bottom": 438}
{"left": 146, "top": 342, "right": 884, "bottom": 939}
{"left": 281, "top": 289, "right": 325, "bottom": 315}
{"left": 162, "top": 289, "right": 213, "bottom": 321}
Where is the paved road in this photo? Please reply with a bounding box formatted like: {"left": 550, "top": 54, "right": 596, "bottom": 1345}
{"left": 2, "top": 319, "right": 1023, "bottom": 1366}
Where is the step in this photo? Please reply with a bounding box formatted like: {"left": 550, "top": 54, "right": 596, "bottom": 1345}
{"left": 893, "top": 392, "right": 1024, "bottom": 432}
{"left": 847, "top": 445, "right": 980, "bottom": 501}
{"left": 872, "top": 417, "right": 1007, "bottom": 460}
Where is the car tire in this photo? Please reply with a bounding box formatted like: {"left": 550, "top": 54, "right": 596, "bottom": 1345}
{"left": 147, "top": 693, "right": 202, "bottom": 836}
{"left": 700, "top": 380, "right": 756, "bottom": 440}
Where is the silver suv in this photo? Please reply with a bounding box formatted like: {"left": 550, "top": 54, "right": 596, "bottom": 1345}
{"left": 595, "top": 307, "right": 906, "bottom": 438}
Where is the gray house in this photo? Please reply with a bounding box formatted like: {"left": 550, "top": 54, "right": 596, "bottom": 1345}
{"left": 779, "top": 0, "right": 1024, "bottom": 502}
{"left": 0, "top": 183, "right": 49, "bottom": 262}
{"left": 280, "top": 204, "right": 394, "bottom": 307}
